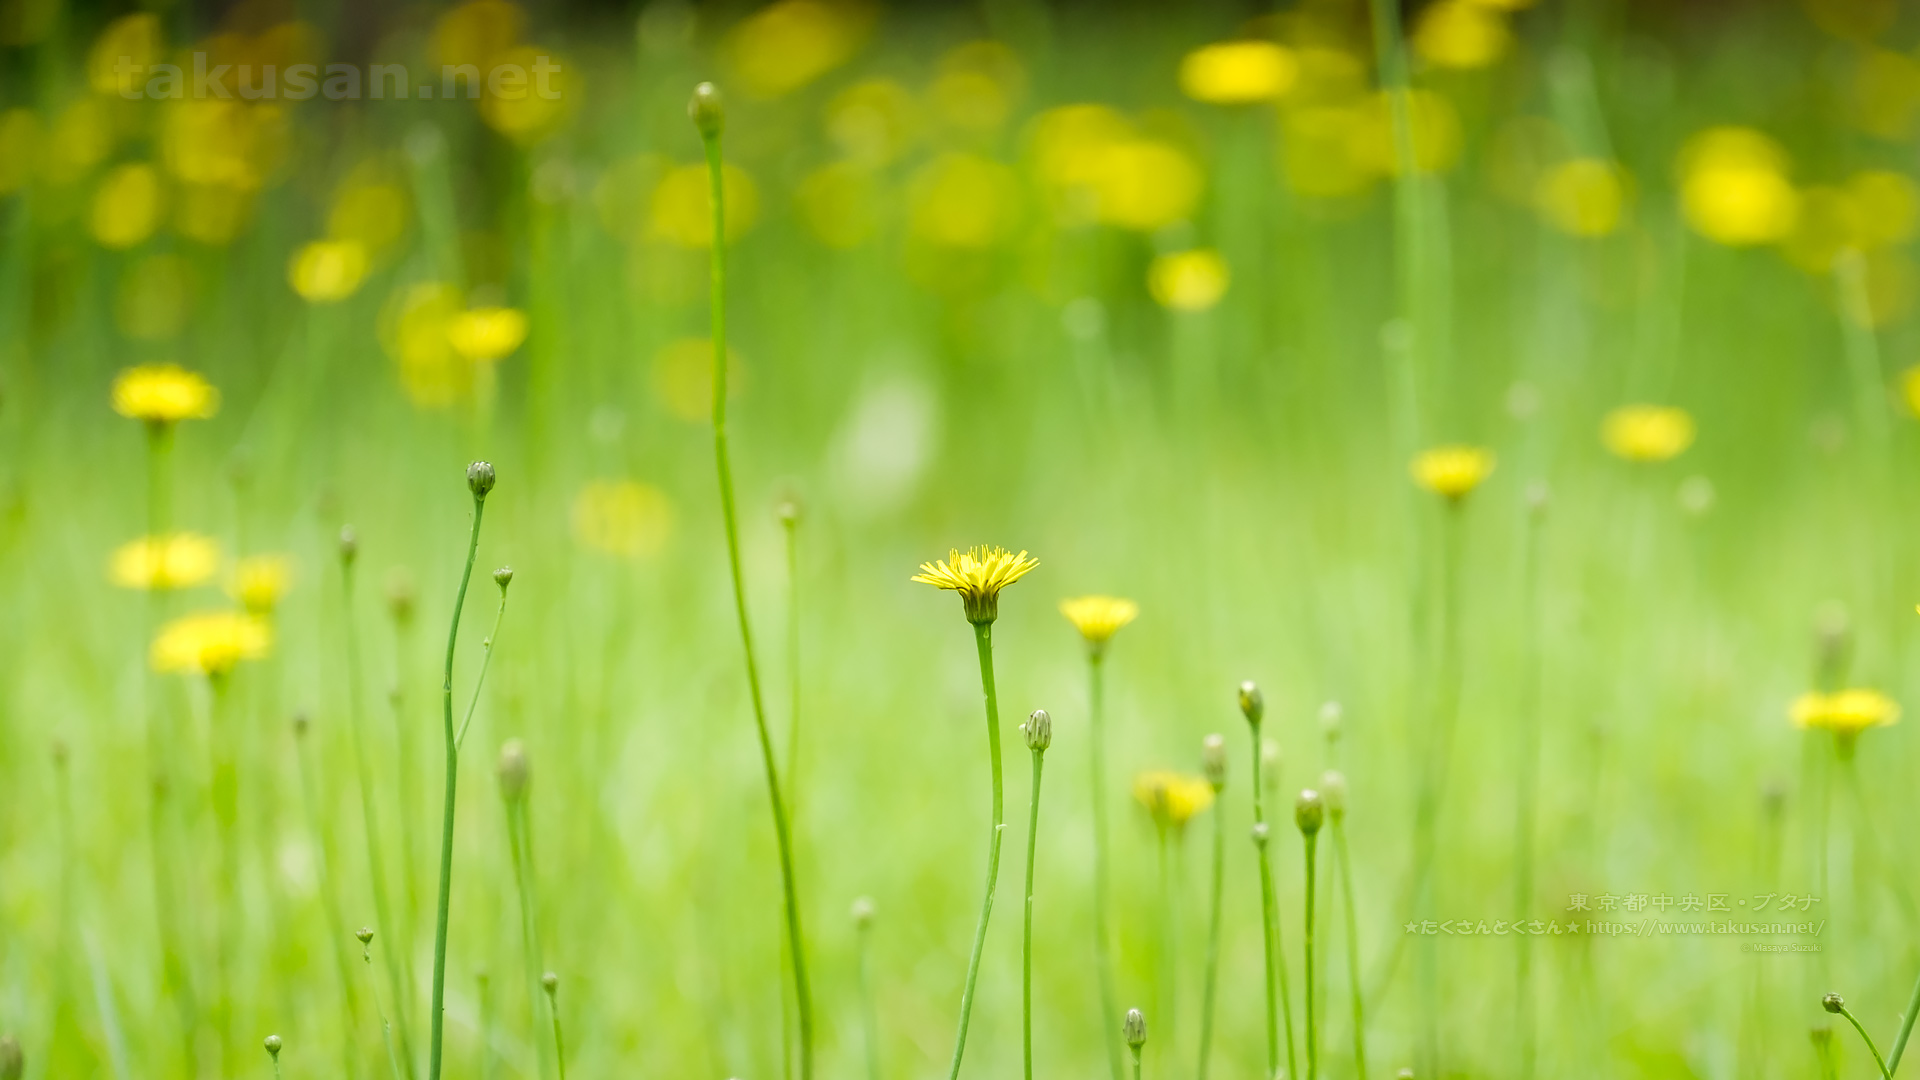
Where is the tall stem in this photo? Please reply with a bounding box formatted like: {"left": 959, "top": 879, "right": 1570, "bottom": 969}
{"left": 1252, "top": 724, "right": 1298, "bottom": 1080}
{"left": 1197, "top": 788, "right": 1225, "bottom": 1080}
{"left": 1515, "top": 501, "right": 1545, "bottom": 1080}
{"left": 295, "top": 719, "right": 363, "bottom": 1080}
{"left": 1023, "top": 748, "right": 1046, "bottom": 1080}
{"left": 1837, "top": 1004, "right": 1895, "bottom": 1080}
{"left": 857, "top": 915, "right": 881, "bottom": 1080}
{"left": 1333, "top": 822, "right": 1369, "bottom": 1080}
{"left": 1888, "top": 966, "right": 1920, "bottom": 1073}
{"left": 699, "top": 111, "right": 813, "bottom": 1080}
{"left": 1089, "top": 650, "right": 1124, "bottom": 1080}
{"left": 1305, "top": 830, "right": 1320, "bottom": 1080}
{"left": 428, "top": 494, "right": 486, "bottom": 1080}
{"left": 781, "top": 509, "right": 801, "bottom": 1080}
{"left": 947, "top": 621, "right": 1007, "bottom": 1080}
{"left": 506, "top": 801, "right": 553, "bottom": 1080}
{"left": 1413, "top": 505, "right": 1464, "bottom": 1073}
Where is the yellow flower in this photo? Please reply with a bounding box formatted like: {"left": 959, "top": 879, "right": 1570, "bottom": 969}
{"left": 91, "top": 163, "right": 165, "bottom": 250}
{"left": 797, "top": 161, "right": 882, "bottom": 249}
{"left": 289, "top": 239, "right": 370, "bottom": 303}
{"left": 478, "top": 45, "right": 577, "bottom": 143}
{"left": 1179, "top": 41, "right": 1298, "bottom": 104}
{"left": 1790, "top": 689, "right": 1900, "bottom": 736}
{"left": 1353, "top": 90, "right": 1464, "bottom": 178}
{"left": 1148, "top": 250, "right": 1230, "bottom": 311}
{"left": 913, "top": 545, "right": 1039, "bottom": 625}
{"left": 1535, "top": 158, "right": 1629, "bottom": 237}
{"left": 1133, "top": 770, "right": 1216, "bottom": 828}
{"left": 1413, "top": 0, "right": 1513, "bottom": 69}
{"left": 571, "top": 480, "right": 675, "bottom": 559}
{"left": 723, "top": 0, "right": 875, "bottom": 99}
{"left": 650, "top": 162, "right": 759, "bottom": 248}
{"left": 930, "top": 41, "right": 1026, "bottom": 135}
{"left": 1410, "top": 445, "right": 1495, "bottom": 500}
{"left": 826, "top": 78, "right": 919, "bottom": 165}
{"left": 1678, "top": 127, "right": 1799, "bottom": 247}
{"left": 1059, "top": 596, "right": 1138, "bottom": 648}
{"left": 1094, "top": 140, "right": 1203, "bottom": 231}
{"left": 446, "top": 307, "right": 528, "bottom": 363}
{"left": 88, "top": 13, "right": 164, "bottom": 95}
{"left": 110, "top": 533, "right": 221, "bottom": 590}
{"left": 380, "top": 281, "right": 472, "bottom": 407}
{"left": 112, "top": 364, "right": 219, "bottom": 424}
{"left": 1601, "top": 405, "right": 1695, "bottom": 462}
{"left": 0, "top": 110, "right": 39, "bottom": 196}
{"left": 151, "top": 611, "right": 271, "bottom": 677}
{"left": 230, "top": 556, "right": 294, "bottom": 616}
{"left": 908, "top": 153, "right": 1023, "bottom": 248}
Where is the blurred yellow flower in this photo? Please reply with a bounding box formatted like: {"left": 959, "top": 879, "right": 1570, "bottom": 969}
{"left": 112, "top": 364, "right": 219, "bottom": 424}
{"left": 1413, "top": 0, "right": 1512, "bottom": 69}
{"left": 1903, "top": 364, "right": 1920, "bottom": 417}
{"left": 446, "top": 307, "right": 528, "bottom": 363}
{"left": 1179, "top": 41, "right": 1298, "bottom": 104}
{"left": 1847, "top": 169, "right": 1918, "bottom": 247}
{"left": 908, "top": 153, "right": 1022, "bottom": 248}
{"left": 1601, "top": 404, "right": 1695, "bottom": 462}
{"left": 43, "top": 99, "right": 112, "bottom": 186}
{"left": 1850, "top": 48, "right": 1920, "bottom": 141}
{"left": 173, "top": 182, "right": 258, "bottom": 246}
{"left": 289, "top": 240, "right": 370, "bottom": 303}
{"left": 110, "top": 533, "right": 220, "bottom": 590}
{"left": 1027, "top": 104, "right": 1134, "bottom": 224}
{"left": 230, "top": 555, "right": 294, "bottom": 616}
{"left": 0, "top": 109, "right": 37, "bottom": 195}
{"left": 796, "top": 161, "right": 881, "bottom": 248}
{"left": 1148, "top": 249, "right": 1230, "bottom": 311}
{"left": 329, "top": 180, "right": 409, "bottom": 256}
{"left": 724, "top": 0, "right": 874, "bottom": 99}
{"left": 90, "top": 163, "right": 164, "bottom": 250}
{"left": 1059, "top": 595, "right": 1139, "bottom": 645}
{"left": 163, "top": 100, "right": 286, "bottom": 192}
{"left": 88, "top": 13, "right": 163, "bottom": 95}
{"left": 931, "top": 41, "right": 1025, "bottom": 135}
{"left": 826, "top": 79, "right": 919, "bottom": 165}
{"left": 1356, "top": 90, "right": 1463, "bottom": 177}
{"left": 572, "top": 480, "right": 675, "bottom": 559}
{"left": 151, "top": 611, "right": 271, "bottom": 677}
{"left": 1782, "top": 186, "right": 1864, "bottom": 273}
{"left": 914, "top": 545, "right": 1039, "bottom": 625}
{"left": 1134, "top": 770, "right": 1216, "bottom": 828}
{"left": 1281, "top": 105, "right": 1379, "bottom": 199}
{"left": 432, "top": 0, "right": 525, "bottom": 69}
{"left": 380, "top": 282, "right": 472, "bottom": 408}
{"left": 1678, "top": 127, "right": 1799, "bottom": 246}
{"left": 115, "top": 255, "right": 195, "bottom": 341}
{"left": 1791, "top": 688, "right": 1899, "bottom": 735}
{"left": 652, "top": 338, "right": 743, "bottom": 421}
{"left": 479, "top": 45, "right": 577, "bottom": 143}
{"left": 1410, "top": 445, "right": 1495, "bottom": 499}
{"left": 1094, "top": 139, "right": 1204, "bottom": 231}
{"left": 1536, "top": 158, "right": 1628, "bottom": 237}
{"left": 651, "top": 162, "right": 759, "bottom": 248}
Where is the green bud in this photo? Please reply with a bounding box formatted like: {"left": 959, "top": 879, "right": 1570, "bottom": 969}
{"left": 467, "top": 460, "right": 497, "bottom": 498}
{"left": 851, "top": 896, "right": 876, "bottom": 928}
{"left": 1123, "top": 1008, "right": 1146, "bottom": 1049}
{"left": 1295, "top": 788, "right": 1325, "bottom": 835}
{"left": 1237, "top": 680, "right": 1264, "bottom": 726}
{"left": 688, "top": 82, "right": 725, "bottom": 137}
{"left": 1023, "top": 709, "right": 1052, "bottom": 752}
{"left": 355, "top": 927, "right": 373, "bottom": 946}
{"left": 494, "top": 565, "right": 514, "bottom": 590}
{"left": 338, "top": 525, "right": 358, "bottom": 565}
{"left": 542, "top": 971, "right": 558, "bottom": 997}
{"left": 498, "top": 738, "right": 530, "bottom": 802}
{"left": 1822, "top": 992, "right": 1845, "bottom": 1014}
{"left": 1201, "top": 734, "right": 1226, "bottom": 789}
{"left": 1250, "top": 821, "right": 1270, "bottom": 848}
{"left": 263, "top": 1034, "right": 283, "bottom": 1059}
{"left": 0, "top": 1036, "right": 21, "bottom": 1080}
{"left": 1321, "top": 769, "right": 1348, "bottom": 818}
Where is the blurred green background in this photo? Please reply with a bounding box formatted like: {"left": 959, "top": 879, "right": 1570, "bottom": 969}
{"left": 5, "top": 0, "right": 1920, "bottom": 1077}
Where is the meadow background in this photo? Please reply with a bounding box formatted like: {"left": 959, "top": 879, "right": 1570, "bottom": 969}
{"left": 2, "top": 0, "right": 1920, "bottom": 1076}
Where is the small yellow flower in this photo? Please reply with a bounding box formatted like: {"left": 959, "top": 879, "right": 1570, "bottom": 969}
{"left": 1790, "top": 689, "right": 1899, "bottom": 736}
{"left": 91, "top": 163, "right": 165, "bottom": 250}
{"left": 110, "top": 533, "right": 220, "bottom": 590}
{"left": 1535, "top": 158, "right": 1629, "bottom": 237}
{"left": 151, "top": 610, "right": 271, "bottom": 677}
{"left": 650, "top": 162, "right": 760, "bottom": 248}
{"left": 112, "top": 364, "right": 220, "bottom": 424}
{"left": 913, "top": 545, "right": 1039, "bottom": 625}
{"left": 1410, "top": 445, "right": 1496, "bottom": 500}
{"left": 1059, "top": 596, "right": 1139, "bottom": 648}
{"left": 1413, "top": 0, "right": 1513, "bottom": 70}
{"left": 1133, "top": 770, "right": 1216, "bottom": 829}
{"left": 1148, "top": 250, "right": 1230, "bottom": 311}
{"left": 1601, "top": 405, "right": 1695, "bottom": 462}
{"left": 288, "top": 239, "right": 370, "bottom": 303}
{"left": 446, "top": 307, "right": 529, "bottom": 363}
{"left": 230, "top": 555, "right": 294, "bottom": 615}
{"left": 723, "top": 0, "right": 875, "bottom": 99}
{"left": 1178, "top": 41, "right": 1298, "bottom": 104}
{"left": 571, "top": 480, "right": 675, "bottom": 559}
{"left": 1678, "top": 127, "right": 1799, "bottom": 247}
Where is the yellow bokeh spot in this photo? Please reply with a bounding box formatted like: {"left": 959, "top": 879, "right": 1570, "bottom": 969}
{"left": 174, "top": 182, "right": 258, "bottom": 246}
{"left": 116, "top": 254, "right": 195, "bottom": 341}
{"left": 1133, "top": 771, "right": 1216, "bottom": 827}
{"left": 162, "top": 100, "right": 287, "bottom": 192}
{"left": 329, "top": 180, "right": 410, "bottom": 256}
{"left": 572, "top": 480, "right": 675, "bottom": 559}
{"left": 0, "top": 109, "right": 39, "bottom": 195}
{"left": 1095, "top": 140, "right": 1204, "bottom": 231}
{"left": 652, "top": 338, "right": 743, "bottom": 421}
{"left": 1148, "top": 249, "right": 1230, "bottom": 311}
{"left": 1601, "top": 404, "right": 1696, "bottom": 462}
{"left": 826, "top": 79, "right": 919, "bottom": 165}
{"left": 1413, "top": 0, "right": 1512, "bottom": 70}
{"left": 1901, "top": 364, "right": 1920, "bottom": 417}
{"left": 1281, "top": 105, "right": 1379, "bottom": 199}
{"left": 43, "top": 99, "right": 112, "bottom": 186}
{"left": 111, "top": 533, "right": 221, "bottom": 590}
{"left": 1353, "top": 90, "right": 1463, "bottom": 178}
{"left": 650, "top": 162, "right": 759, "bottom": 248}
{"left": 930, "top": 41, "right": 1026, "bottom": 135}
{"left": 478, "top": 46, "right": 576, "bottom": 143}
{"left": 151, "top": 611, "right": 271, "bottom": 676}
{"left": 1782, "top": 186, "right": 1862, "bottom": 273}
{"left": 1678, "top": 127, "right": 1798, "bottom": 246}
{"left": 432, "top": 0, "right": 525, "bottom": 69}
{"left": 380, "top": 282, "right": 472, "bottom": 408}
{"left": 90, "top": 163, "right": 164, "bottom": 250}
{"left": 1847, "top": 170, "right": 1918, "bottom": 248}
{"left": 909, "top": 153, "right": 1023, "bottom": 248}
{"left": 446, "top": 307, "right": 528, "bottom": 362}
{"left": 230, "top": 555, "right": 294, "bottom": 616}
{"left": 1410, "top": 445, "right": 1496, "bottom": 499}
{"left": 1841, "top": 248, "right": 1916, "bottom": 328}
{"left": 1180, "top": 41, "right": 1298, "bottom": 104}
{"left": 1536, "top": 158, "right": 1628, "bottom": 237}
{"left": 796, "top": 161, "right": 881, "bottom": 249}
{"left": 89, "top": 13, "right": 164, "bottom": 95}
{"left": 1851, "top": 49, "right": 1920, "bottom": 140}
{"left": 724, "top": 0, "right": 874, "bottom": 99}
{"left": 288, "top": 239, "right": 370, "bottom": 303}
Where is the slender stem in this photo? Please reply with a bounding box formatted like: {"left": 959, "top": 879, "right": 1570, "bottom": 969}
{"left": 1305, "top": 831, "right": 1319, "bottom": 1080}
{"left": 1130, "top": 1043, "right": 1143, "bottom": 1080}
{"left": 1023, "top": 748, "right": 1046, "bottom": 1080}
{"left": 1197, "top": 785, "right": 1225, "bottom": 1080}
{"left": 781, "top": 510, "right": 800, "bottom": 1080}
{"left": 363, "top": 937, "right": 406, "bottom": 1080}
{"left": 295, "top": 721, "right": 363, "bottom": 1080}
{"left": 478, "top": 973, "right": 496, "bottom": 1080}
{"left": 344, "top": 558, "right": 418, "bottom": 1079}
{"left": 1838, "top": 1004, "right": 1896, "bottom": 1080}
{"left": 1413, "top": 505, "right": 1465, "bottom": 1074}
{"left": 1252, "top": 724, "right": 1297, "bottom": 1080}
{"left": 857, "top": 918, "right": 881, "bottom": 1080}
{"left": 1089, "top": 650, "right": 1124, "bottom": 1080}
{"left": 947, "top": 620, "right": 1007, "bottom": 1080}
{"left": 1333, "top": 822, "right": 1369, "bottom": 1080}
{"left": 506, "top": 801, "right": 553, "bottom": 1080}
{"left": 455, "top": 592, "right": 509, "bottom": 752}
{"left": 699, "top": 112, "right": 814, "bottom": 1080}
{"left": 1889, "top": 966, "right": 1920, "bottom": 1073}
{"left": 208, "top": 675, "right": 238, "bottom": 1069}
{"left": 545, "top": 983, "right": 567, "bottom": 1080}
{"left": 429, "top": 494, "right": 487, "bottom": 1080}
{"left": 1515, "top": 501, "right": 1545, "bottom": 1080}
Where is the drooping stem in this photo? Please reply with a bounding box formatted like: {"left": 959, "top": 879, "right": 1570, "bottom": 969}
{"left": 1089, "top": 650, "right": 1124, "bottom": 1080}
{"left": 1251, "top": 725, "right": 1298, "bottom": 1080}
{"left": 947, "top": 621, "right": 1008, "bottom": 1080}
{"left": 698, "top": 100, "right": 814, "bottom": 1080}
{"left": 1023, "top": 747, "right": 1046, "bottom": 1080}
{"left": 1333, "top": 821, "right": 1369, "bottom": 1080}
{"left": 1196, "top": 784, "right": 1226, "bottom": 1080}
{"left": 428, "top": 492, "right": 487, "bottom": 1080}
{"left": 1305, "top": 830, "right": 1320, "bottom": 1080}
{"left": 1836, "top": 1003, "right": 1895, "bottom": 1080}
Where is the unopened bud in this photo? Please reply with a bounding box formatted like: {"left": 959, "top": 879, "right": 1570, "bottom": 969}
{"left": 1250, "top": 822, "right": 1270, "bottom": 849}
{"left": 542, "top": 972, "right": 558, "bottom": 997}
{"left": 263, "top": 1034, "right": 283, "bottom": 1059}
{"left": 292, "top": 711, "right": 310, "bottom": 737}
{"left": 467, "top": 460, "right": 497, "bottom": 498}
{"left": 1320, "top": 770, "right": 1348, "bottom": 818}
{"left": 1238, "top": 681, "right": 1264, "bottom": 726}
{"left": 1201, "top": 734, "right": 1226, "bottom": 788}
{"left": 355, "top": 927, "right": 373, "bottom": 946}
{"left": 851, "top": 896, "right": 875, "bottom": 927}
{"left": 1261, "top": 738, "right": 1281, "bottom": 790}
{"left": 1319, "top": 701, "right": 1343, "bottom": 741}
{"left": 1396, "top": 1070, "right": 1414, "bottom": 1080}
{"left": 1822, "top": 992, "right": 1845, "bottom": 1014}
{"left": 386, "top": 568, "right": 416, "bottom": 623}
{"left": 494, "top": 566, "right": 514, "bottom": 590}
{"left": 338, "top": 526, "right": 358, "bottom": 565}
{"left": 1295, "top": 789, "right": 1325, "bottom": 835}
{"left": 777, "top": 499, "right": 800, "bottom": 526}
{"left": 1024, "top": 709, "right": 1052, "bottom": 752}
{"left": 498, "top": 738, "right": 530, "bottom": 801}
{"left": 1123, "top": 1007, "right": 1146, "bottom": 1048}
{"left": 688, "top": 82, "right": 725, "bottom": 137}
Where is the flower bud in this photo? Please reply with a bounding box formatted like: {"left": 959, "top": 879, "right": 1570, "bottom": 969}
{"left": 1201, "top": 734, "right": 1226, "bottom": 789}
{"left": 498, "top": 738, "right": 530, "bottom": 802}
{"left": 1250, "top": 821, "right": 1270, "bottom": 848}
{"left": 0, "top": 1036, "right": 20, "bottom": 1080}
{"left": 851, "top": 896, "right": 875, "bottom": 927}
{"left": 1295, "top": 789, "right": 1325, "bottom": 835}
{"left": 292, "top": 711, "right": 310, "bottom": 737}
{"left": 338, "top": 526, "right": 359, "bottom": 566}
{"left": 1320, "top": 769, "right": 1348, "bottom": 818}
{"left": 1023, "top": 709, "right": 1052, "bottom": 752}
{"left": 1319, "top": 700, "right": 1343, "bottom": 742}
{"left": 355, "top": 927, "right": 373, "bottom": 945}
{"left": 386, "top": 568, "right": 416, "bottom": 624}
{"left": 1822, "top": 992, "right": 1845, "bottom": 1014}
{"left": 467, "top": 460, "right": 497, "bottom": 498}
{"left": 542, "top": 972, "right": 558, "bottom": 996}
{"left": 777, "top": 499, "right": 801, "bottom": 526}
{"left": 1123, "top": 1007, "right": 1147, "bottom": 1048}
{"left": 1396, "top": 1070, "right": 1414, "bottom": 1080}
{"left": 263, "top": 1034, "right": 283, "bottom": 1058}
{"left": 494, "top": 566, "right": 514, "bottom": 590}
{"left": 1238, "top": 680, "right": 1264, "bottom": 726}
{"left": 688, "top": 82, "right": 725, "bottom": 137}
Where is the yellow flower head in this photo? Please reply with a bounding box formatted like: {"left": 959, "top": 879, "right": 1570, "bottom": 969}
{"left": 913, "top": 545, "right": 1039, "bottom": 625}
{"left": 1536, "top": 158, "right": 1629, "bottom": 238}
{"left": 1178, "top": 41, "right": 1298, "bottom": 105}
{"left": 1134, "top": 770, "right": 1216, "bottom": 829}
{"left": 110, "top": 533, "right": 220, "bottom": 590}
{"left": 1410, "top": 445, "right": 1496, "bottom": 500}
{"left": 1678, "top": 127, "right": 1799, "bottom": 247}
{"left": 289, "top": 239, "right": 370, "bottom": 303}
{"left": 1059, "top": 596, "right": 1139, "bottom": 649}
{"left": 230, "top": 555, "right": 294, "bottom": 615}
{"left": 151, "top": 610, "right": 271, "bottom": 677}
{"left": 1148, "top": 250, "right": 1230, "bottom": 311}
{"left": 1791, "top": 689, "right": 1899, "bottom": 738}
{"left": 1601, "top": 405, "right": 1695, "bottom": 462}
{"left": 446, "top": 307, "right": 529, "bottom": 363}
{"left": 112, "top": 364, "right": 220, "bottom": 424}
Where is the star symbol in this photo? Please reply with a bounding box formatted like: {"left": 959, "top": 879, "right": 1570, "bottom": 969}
{"left": 1404, "top": 921, "right": 1419, "bottom": 934}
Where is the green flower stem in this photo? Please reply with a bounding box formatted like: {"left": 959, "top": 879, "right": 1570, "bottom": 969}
{"left": 1251, "top": 725, "right": 1298, "bottom": 1080}
{"left": 545, "top": 981, "right": 567, "bottom": 1080}
{"left": 363, "top": 936, "right": 405, "bottom": 1080}
{"left": 1332, "top": 821, "right": 1369, "bottom": 1080}
{"left": 1412, "top": 504, "right": 1466, "bottom": 1073}
{"left": 1196, "top": 785, "right": 1225, "bottom": 1080}
{"left": 1129, "top": 1041, "right": 1143, "bottom": 1080}
{"left": 294, "top": 718, "right": 363, "bottom": 1080}
{"left": 344, "top": 557, "right": 418, "bottom": 1079}
{"left": 505, "top": 800, "right": 553, "bottom": 1080}
{"left": 1088, "top": 649, "right": 1124, "bottom": 1080}
{"left": 699, "top": 105, "right": 814, "bottom": 1080}
{"left": 1023, "top": 745, "right": 1046, "bottom": 1080}
{"left": 947, "top": 620, "right": 1008, "bottom": 1080}
{"left": 454, "top": 590, "right": 509, "bottom": 752}
{"left": 428, "top": 492, "right": 486, "bottom": 1080}
{"left": 1304, "top": 830, "right": 1319, "bottom": 1080}
{"left": 1836, "top": 1003, "right": 1895, "bottom": 1080}
{"left": 1887, "top": 968, "right": 1920, "bottom": 1073}
{"left": 781, "top": 508, "right": 801, "bottom": 1080}
{"left": 390, "top": 616, "right": 425, "bottom": 962}
{"left": 1154, "top": 822, "right": 1178, "bottom": 1060}
{"left": 856, "top": 914, "right": 881, "bottom": 1080}
{"left": 207, "top": 674, "right": 238, "bottom": 1067}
